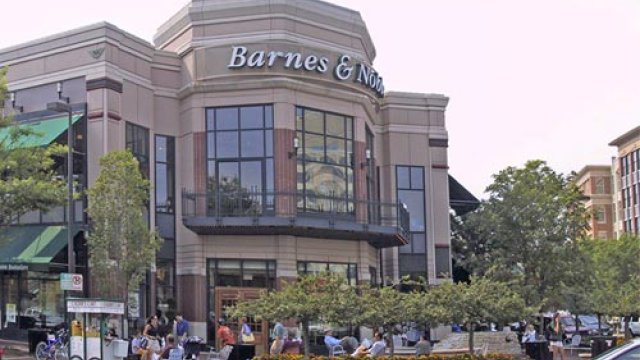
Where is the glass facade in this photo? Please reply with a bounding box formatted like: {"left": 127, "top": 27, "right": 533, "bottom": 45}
{"left": 396, "top": 166, "right": 427, "bottom": 279}
{"left": 205, "top": 105, "right": 274, "bottom": 215}
{"left": 296, "top": 107, "right": 354, "bottom": 214}
{"left": 297, "top": 261, "right": 358, "bottom": 285}
{"left": 0, "top": 270, "right": 65, "bottom": 331}
{"left": 125, "top": 122, "right": 150, "bottom": 179}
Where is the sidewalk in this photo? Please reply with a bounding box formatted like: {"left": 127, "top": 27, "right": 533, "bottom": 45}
{"left": 0, "top": 339, "right": 32, "bottom": 360}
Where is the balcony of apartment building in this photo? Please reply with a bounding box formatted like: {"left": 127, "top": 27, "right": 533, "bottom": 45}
{"left": 181, "top": 189, "right": 410, "bottom": 248}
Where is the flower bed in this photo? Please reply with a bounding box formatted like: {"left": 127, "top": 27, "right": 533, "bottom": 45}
{"left": 252, "top": 353, "right": 516, "bottom": 360}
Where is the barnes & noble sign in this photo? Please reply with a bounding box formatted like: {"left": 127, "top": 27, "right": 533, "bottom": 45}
{"left": 228, "top": 46, "right": 385, "bottom": 98}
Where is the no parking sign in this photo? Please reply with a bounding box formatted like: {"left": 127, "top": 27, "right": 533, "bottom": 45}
{"left": 60, "top": 273, "right": 83, "bottom": 291}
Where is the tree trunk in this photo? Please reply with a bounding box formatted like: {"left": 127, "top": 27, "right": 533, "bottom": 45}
{"left": 123, "top": 281, "right": 129, "bottom": 338}
{"left": 302, "top": 319, "right": 311, "bottom": 357}
{"left": 624, "top": 316, "right": 632, "bottom": 340}
{"left": 468, "top": 323, "right": 475, "bottom": 355}
{"left": 387, "top": 325, "right": 394, "bottom": 356}
{"left": 597, "top": 313, "right": 602, "bottom": 333}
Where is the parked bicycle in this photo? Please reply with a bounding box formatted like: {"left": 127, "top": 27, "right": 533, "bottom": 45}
{"left": 35, "top": 329, "right": 68, "bottom": 360}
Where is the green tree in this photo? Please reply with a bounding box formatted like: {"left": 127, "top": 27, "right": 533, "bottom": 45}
{"left": 0, "top": 67, "right": 67, "bottom": 227}
{"left": 86, "top": 150, "right": 162, "bottom": 328}
{"left": 452, "top": 160, "right": 589, "bottom": 317}
{"left": 353, "top": 285, "right": 410, "bottom": 356}
{"left": 580, "top": 235, "right": 640, "bottom": 338}
{"left": 428, "top": 277, "right": 526, "bottom": 353}
{"left": 229, "top": 273, "right": 355, "bottom": 357}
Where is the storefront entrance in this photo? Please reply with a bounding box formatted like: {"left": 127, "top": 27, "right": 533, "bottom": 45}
{"left": 0, "top": 271, "right": 21, "bottom": 329}
{"left": 214, "top": 287, "right": 268, "bottom": 354}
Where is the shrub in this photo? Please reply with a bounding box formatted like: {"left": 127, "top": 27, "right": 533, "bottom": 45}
{"left": 252, "top": 354, "right": 516, "bottom": 360}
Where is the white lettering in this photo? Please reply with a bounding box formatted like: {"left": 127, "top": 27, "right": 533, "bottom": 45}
{"left": 317, "top": 57, "right": 329, "bottom": 73}
{"left": 248, "top": 51, "right": 266, "bottom": 67}
{"left": 284, "top": 52, "right": 303, "bottom": 69}
{"left": 303, "top": 55, "right": 318, "bottom": 71}
{"left": 228, "top": 46, "right": 248, "bottom": 68}
{"left": 356, "top": 63, "right": 370, "bottom": 85}
{"left": 267, "top": 51, "right": 284, "bottom": 67}
{"left": 334, "top": 55, "right": 353, "bottom": 81}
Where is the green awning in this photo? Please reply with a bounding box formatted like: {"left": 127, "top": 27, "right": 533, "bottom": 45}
{"left": 0, "top": 225, "right": 70, "bottom": 265}
{"left": 0, "top": 114, "right": 82, "bottom": 149}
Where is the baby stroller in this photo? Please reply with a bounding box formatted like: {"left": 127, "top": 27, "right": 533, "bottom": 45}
{"left": 183, "top": 336, "right": 205, "bottom": 360}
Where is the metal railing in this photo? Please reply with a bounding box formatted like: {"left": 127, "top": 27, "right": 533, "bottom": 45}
{"left": 182, "top": 189, "right": 410, "bottom": 239}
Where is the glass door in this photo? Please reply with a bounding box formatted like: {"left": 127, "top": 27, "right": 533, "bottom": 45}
{"left": 216, "top": 160, "right": 264, "bottom": 216}
{"left": 1, "top": 272, "right": 21, "bottom": 329}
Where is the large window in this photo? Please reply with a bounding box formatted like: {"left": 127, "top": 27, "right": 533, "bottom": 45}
{"left": 125, "top": 122, "right": 150, "bottom": 178}
{"left": 207, "top": 259, "right": 276, "bottom": 289}
{"left": 205, "top": 105, "right": 274, "bottom": 215}
{"left": 155, "top": 136, "right": 175, "bottom": 214}
{"left": 297, "top": 261, "right": 358, "bottom": 285}
{"left": 396, "top": 166, "right": 427, "bottom": 279}
{"left": 296, "top": 107, "right": 354, "bottom": 214}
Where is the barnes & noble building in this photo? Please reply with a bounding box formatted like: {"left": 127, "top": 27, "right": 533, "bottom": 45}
{"left": 0, "top": 0, "right": 478, "bottom": 345}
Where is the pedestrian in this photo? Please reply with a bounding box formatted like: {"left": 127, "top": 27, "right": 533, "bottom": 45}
{"left": 281, "top": 330, "right": 302, "bottom": 354}
{"left": 273, "top": 321, "right": 286, "bottom": 340}
{"left": 143, "top": 316, "right": 161, "bottom": 360}
{"left": 240, "top": 317, "right": 254, "bottom": 344}
{"left": 415, "top": 334, "right": 431, "bottom": 356}
{"left": 549, "top": 312, "right": 565, "bottom": 360}
{"left": 216, "top": 319, "right": 236, "bottom": 347}
{"left": 522, "top": 324, "right": 537, "bottom": 344}
{"left": 174, "top": 313, "right": 189, "bottom": 344}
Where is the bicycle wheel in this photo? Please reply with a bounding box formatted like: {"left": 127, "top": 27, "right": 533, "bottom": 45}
{"left": 35, "top": 342, "right": 49, "bottom": 360}
{"left": 54, "top": 345, "right": 69, "bottom": 360}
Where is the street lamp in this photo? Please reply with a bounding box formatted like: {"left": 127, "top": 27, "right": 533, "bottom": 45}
{"left": 46, "top": 100, "right": 74, "bottom": 274}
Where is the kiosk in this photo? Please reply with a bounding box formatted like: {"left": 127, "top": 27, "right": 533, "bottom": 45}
{"left": 65, "top": 298, "right": 128, "bottom": 360}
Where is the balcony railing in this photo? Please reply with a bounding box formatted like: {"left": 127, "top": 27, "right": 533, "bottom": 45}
{"left": 181, "top": 189, "right": 410, "bottom": 246}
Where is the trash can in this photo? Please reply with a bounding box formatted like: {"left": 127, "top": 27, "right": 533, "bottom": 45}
{"left": 236, "top": 344, "right": 255, "bottom": 360}
{"left": 113, "top": 339, "right": 130, "bottom": 358}
{"left": 28, "top": 328, "right": 49, "bottom": 353}
{"left": 525, "top": 340, "right": 551, "bottom": 360}
{"left": 591, "top": 336, "right": 616, "bottom": 358}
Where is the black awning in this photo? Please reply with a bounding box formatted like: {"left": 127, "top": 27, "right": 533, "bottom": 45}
{"left": 449, "top": 175, "right": 480, "bottom": 215}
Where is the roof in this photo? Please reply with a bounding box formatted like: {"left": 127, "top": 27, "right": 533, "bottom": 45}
{"left": 609, "top": 125, "right": 640, "bottom": 147}
{"left": 449, "top": 175, "right": 480, "bottom": 215}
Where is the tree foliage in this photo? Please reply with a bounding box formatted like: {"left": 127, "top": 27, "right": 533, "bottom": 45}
{"left": 452, "top": 160, "right": 589, "bottom": 312}
{"left": 426, "top": 277, "right": 526, "bottom": 353}
{"left": 229, "top": 273, "right": 356, "bottom": 357}
{"left": 576, "top": 235, "right": 640, "bottom": 337}
{"left": 0, "top": 67, "right": 67, "bottom": 227}
{"left": 230, "top": 274, "right": 525, "bottom": 356}
{"left": 86, "top": 150, "right": 162, "bottom": 317}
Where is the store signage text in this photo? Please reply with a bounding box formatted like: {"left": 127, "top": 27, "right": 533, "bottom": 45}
{"left": 67, "top": 300, "right": 125, "bottom": 315}
{"left": 228, "top": 46, "right": 385, "bottom": 97}
{"left": 0, "top": 264, "right": 28, "bottom": 271}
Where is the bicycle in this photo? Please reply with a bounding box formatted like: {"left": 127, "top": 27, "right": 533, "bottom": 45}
{"left": 35, "top": 329, "right": 68, "bottom": 360}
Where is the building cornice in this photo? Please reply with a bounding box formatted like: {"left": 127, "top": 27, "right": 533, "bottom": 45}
{"left": 609, "top": 125, "right": 640, "bottom": 148}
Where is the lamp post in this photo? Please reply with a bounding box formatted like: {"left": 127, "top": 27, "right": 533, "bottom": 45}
{"left": 46, "top": 100, "right": 74, "bottom": 274}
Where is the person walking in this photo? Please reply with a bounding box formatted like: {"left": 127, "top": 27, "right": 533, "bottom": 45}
{"left": 549, "top": 313, "right": 566, "bottom": 360}
{"left": 216, "top": 319, "right": 236, "bottom": 347}
{"left": 143, "top": 316, "right": 161, "bottom": 360}
{"left": 240, "top": 317, "right": 254, "bottom": 344}
{"left": 174, "top": 313, "right": 189, "bottom": 344}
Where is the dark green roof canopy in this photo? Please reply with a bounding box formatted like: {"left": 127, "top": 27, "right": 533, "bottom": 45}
{"left": 0, "top": 114, "right": 82, "bottom": 149}
{"left": 0, "top": 225, "right": 69, "bottom": 265}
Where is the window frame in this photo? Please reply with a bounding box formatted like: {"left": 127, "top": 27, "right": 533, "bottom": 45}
{"left": 295, "top": 106, "right": 355, "bottom": 214}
